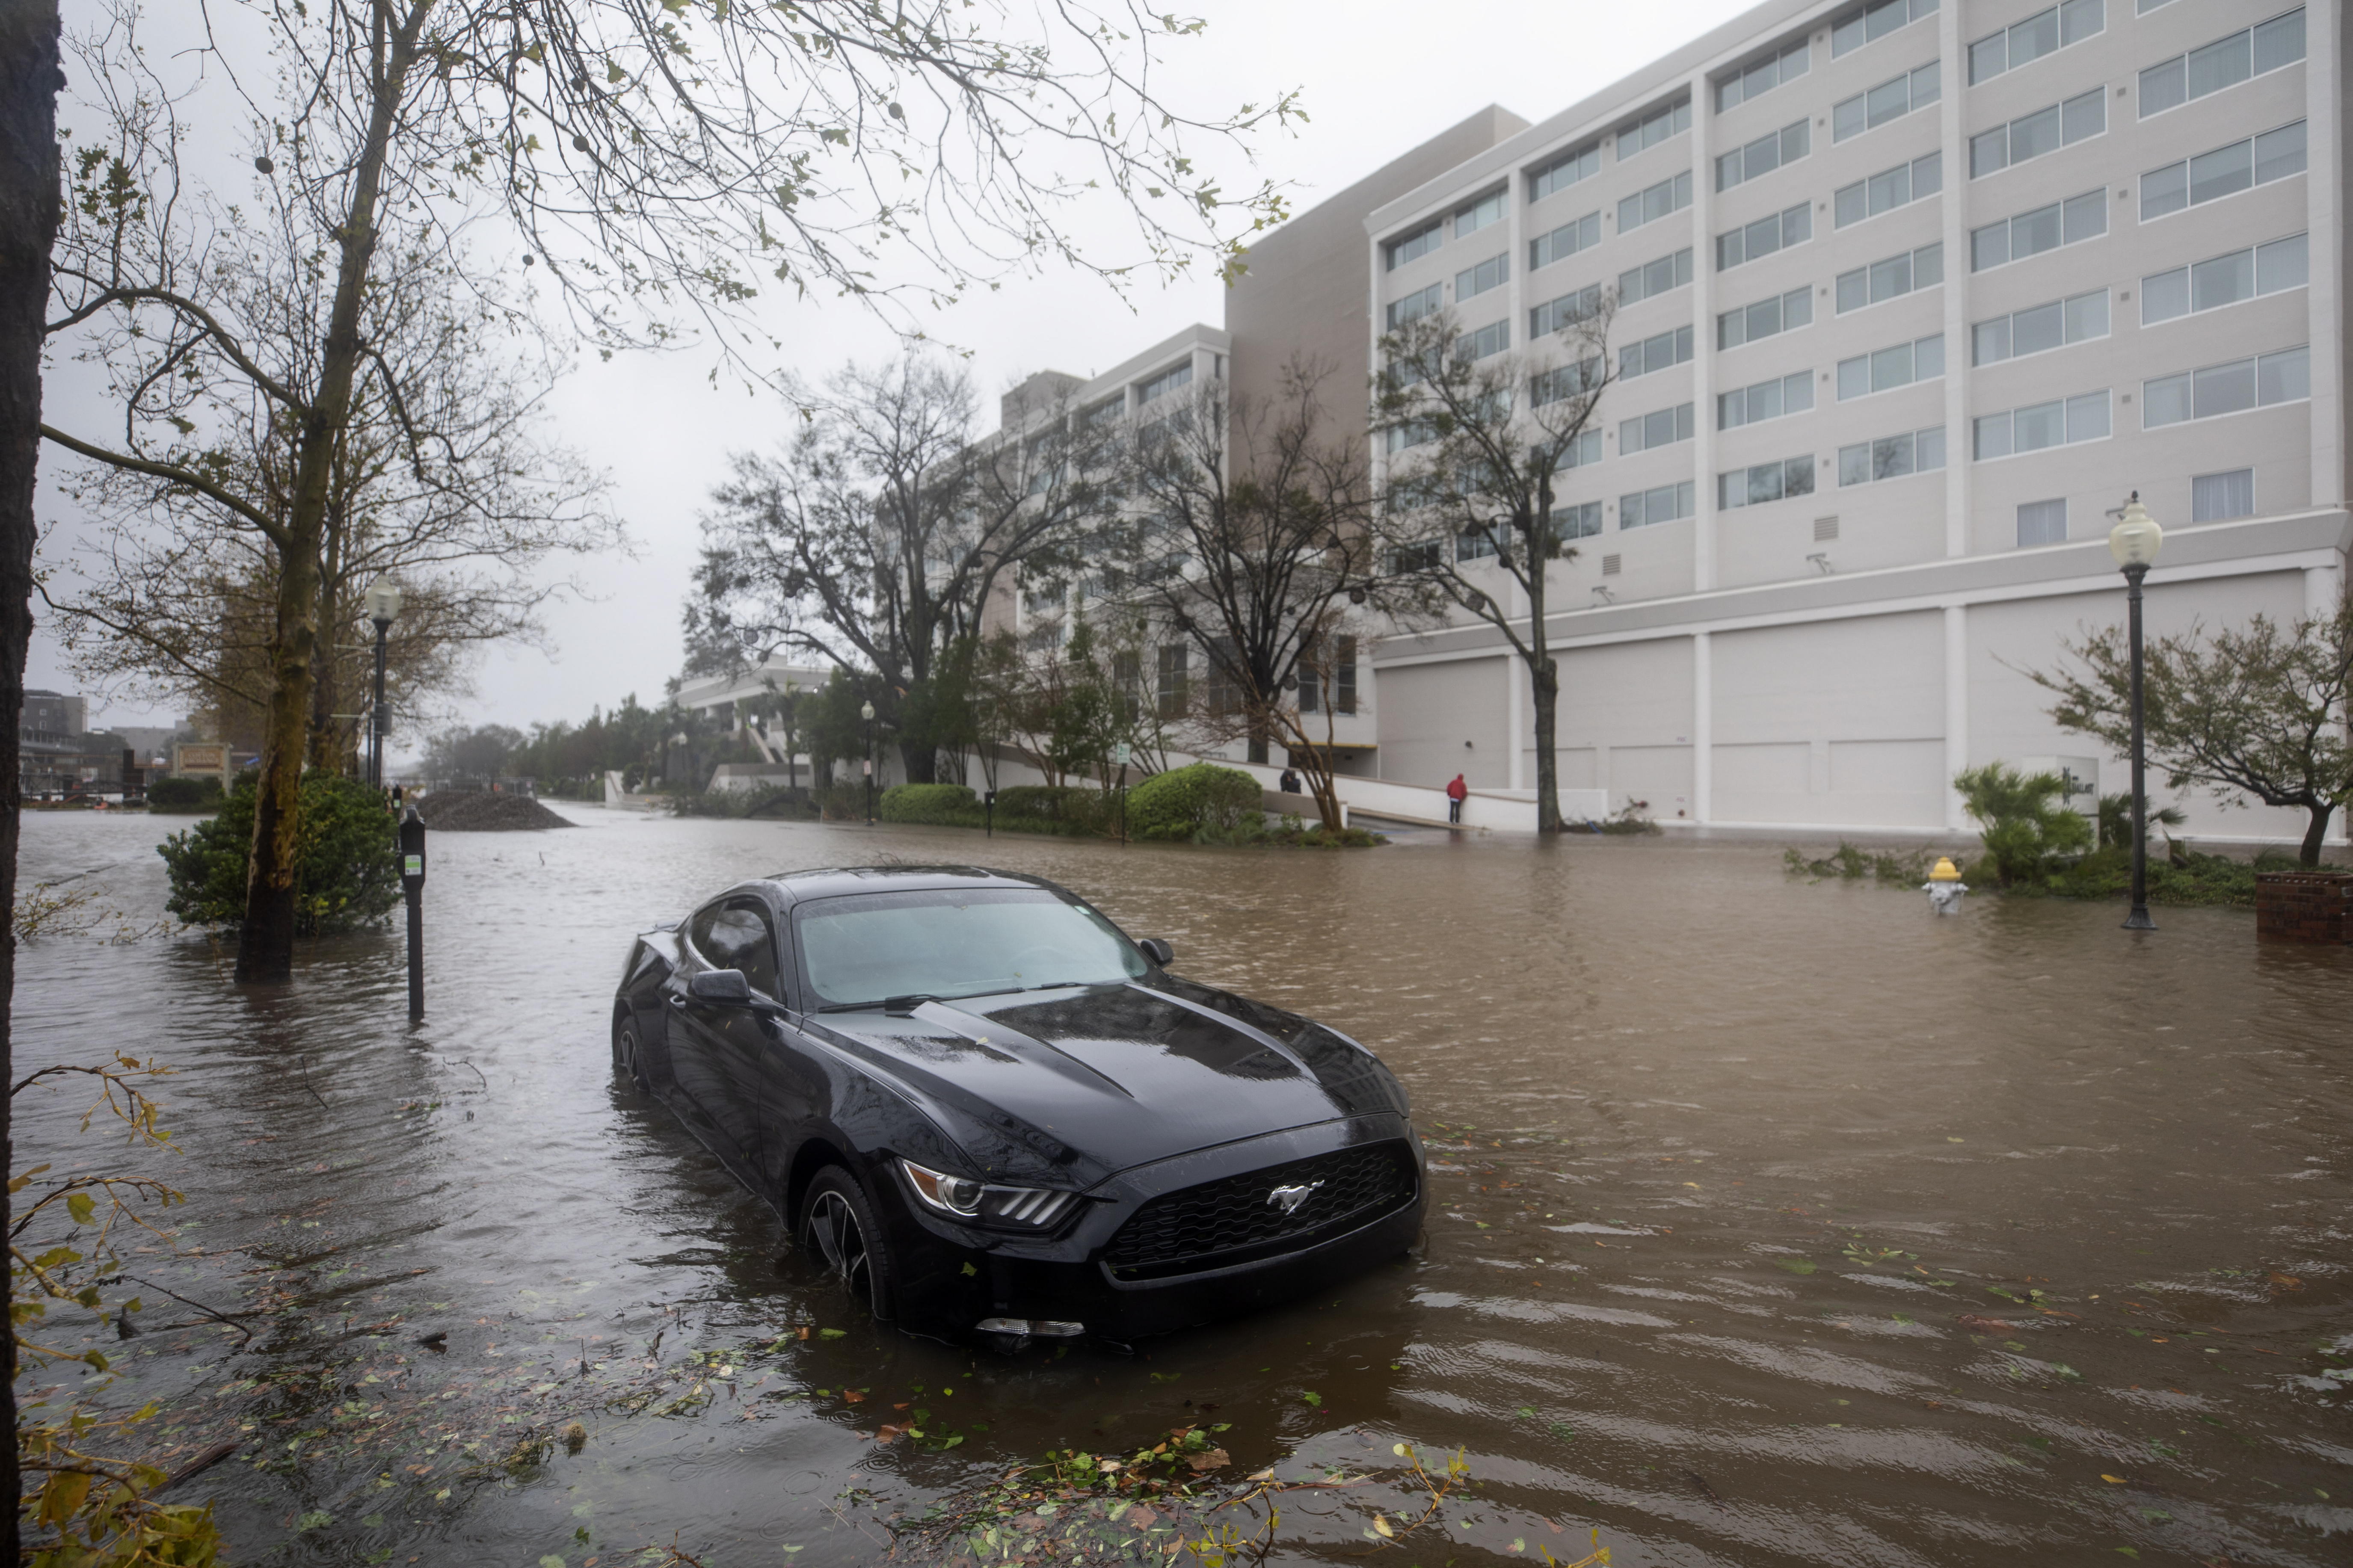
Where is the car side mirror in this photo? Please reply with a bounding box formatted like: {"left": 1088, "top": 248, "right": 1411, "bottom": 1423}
{"left": 689, "top": 968, "right": 753, "bottom": 1003}
{"left": 1137, "top": 938, "right": 1174, "bottom": 967}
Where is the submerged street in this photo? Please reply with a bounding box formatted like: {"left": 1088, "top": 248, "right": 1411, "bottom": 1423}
{"left": 14, "top": 807, "right": 2352, "bottom": 1567}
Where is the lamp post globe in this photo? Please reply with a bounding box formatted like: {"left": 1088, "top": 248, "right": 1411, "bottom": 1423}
{"left": 363, "top": 579, "right": 403, "bottom": 788}
{"left": 2107, "top": 495, "right": 2163, "bottom": 932}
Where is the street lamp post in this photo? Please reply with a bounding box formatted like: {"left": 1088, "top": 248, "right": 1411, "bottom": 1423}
{"left": 364, "top": 580, "right": 403, "bottom": 787}
{"left": 860, "top": 699, "right": 877, "bottom": 825}
{"left": 783, "top": 679, "right": 800, "bottom": 795}
{"left": 2108, "top": 496, "right": 2164, "bottom": 932}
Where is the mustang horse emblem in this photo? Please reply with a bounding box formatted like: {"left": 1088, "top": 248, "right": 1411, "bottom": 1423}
{"left": 1266, "top": 1181, "right": 1323, "bottom": 1216}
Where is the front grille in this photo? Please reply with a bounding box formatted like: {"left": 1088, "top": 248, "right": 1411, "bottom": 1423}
{"left": 1104, "top": 1142, "right": 1419, "bottom": 1280}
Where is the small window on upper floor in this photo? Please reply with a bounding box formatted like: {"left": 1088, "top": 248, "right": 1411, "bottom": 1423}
{"left": 1717, "top": 37, "right": 1809, "bottom": 113}
{"left": 2139, "top": 7, "right": 2303, "bottom": 119}
{"left": 1455, "top": 189, "right": 1507, "bottom": 240}
{"left": 1831, "top": 0, "right": 1936, "bottom": 58}
{"left": 1384, "top": 219, "right": 1442, "bottom": 272}
{"left": 1616, "top": 96, "right": 1691, "bottom": 160}
{"left": 1969, "top": 0, "right": 2102, "bottom": 85}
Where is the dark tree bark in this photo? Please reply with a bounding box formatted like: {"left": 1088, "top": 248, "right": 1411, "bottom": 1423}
{"left": 0, "top": 0, "right": 65, "bottom": 1550}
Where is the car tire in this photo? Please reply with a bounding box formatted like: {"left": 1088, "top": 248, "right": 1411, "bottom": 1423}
{"left": 611, "top": 1012, "right": 651, "bottom": 1093}
{"left": 798, "top": 1166, "right": 898, "bottom": 1322}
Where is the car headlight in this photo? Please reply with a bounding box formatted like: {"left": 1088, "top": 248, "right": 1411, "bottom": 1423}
{"left": 901, "top": 1159, "right": 1081, "bottom": 1229}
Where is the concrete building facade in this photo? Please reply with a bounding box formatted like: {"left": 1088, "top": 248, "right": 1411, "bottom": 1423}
{"left": 1348, "top": 0, "right": 2346, "bottom": 838}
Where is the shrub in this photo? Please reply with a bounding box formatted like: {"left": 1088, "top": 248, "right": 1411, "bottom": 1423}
{"left": 820, "top": 782, "right": 869, "bottom": 821}
{"left": 881, "top": 783, "right": 979, "bottom": 825}
{"left": 1954, "top": 763, "right": 2092, "bottom": 886}
{"left": 145, "top": 775, "right": 224, "bottom": 811}
{"left": 1124, "top": 763, "right": 1264, "bottom": 842}
{"left": 157, "top": 771, "right": 400, "bottom": 933}
{"left": 992, "top": 784, "right": 1112, "bottom": 831}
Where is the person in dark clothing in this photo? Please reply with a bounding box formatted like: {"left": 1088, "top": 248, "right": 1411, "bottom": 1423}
{"left": 1278, "top": 768, "right": 1301, "bottom": 793}
{"left": 1445, "top": 772, "right": 1467, "bottom": 824}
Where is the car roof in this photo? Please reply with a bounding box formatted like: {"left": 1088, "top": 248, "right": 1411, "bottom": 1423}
{"left": 754, "top": 864, "right": 1064, "bottom": 907}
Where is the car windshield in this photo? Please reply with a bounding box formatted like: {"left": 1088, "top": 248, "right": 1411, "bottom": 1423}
{"left": 791, "top": 888, "right": 1144, "bottom": 1009}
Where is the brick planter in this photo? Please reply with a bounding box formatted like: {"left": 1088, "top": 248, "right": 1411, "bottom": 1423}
{"left": 2254, "top": 871, "right": 2353, "bottom": 943}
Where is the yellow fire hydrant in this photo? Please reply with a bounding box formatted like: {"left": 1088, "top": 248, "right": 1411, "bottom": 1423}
{"left": 1922, "top": 855, "right": 1968, "bottom": 916}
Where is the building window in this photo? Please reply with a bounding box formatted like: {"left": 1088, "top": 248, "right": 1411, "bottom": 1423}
{"left": 1463, "top": 319, "right": 1511, "bottom": 361}
{"left": 1618, "top": 170, "right": 1692, "bottom": 233}
{"left": 1529, "top": 211, "right": 1602, "bottom": 270}
{"left": 1550, "top": 429, "right": 1603, "bottom": 470}
{"left": 1455, "top": 253, "right": 1509, "bottom": 302}
{"left": 1970, "top": 188, "right": 2104, "bottom": 270}
{"left": 2191, "top": 470, "right": 2255, "bottom": 522}
{"left": 1832, "top": 61, "right": 1939, "bottom": 142}
{"left": 1837, "top": 426, "right": 1946, "bottom": 485}
{"left": 1454, "top": 528, "right": 1498, "bottom": 564}
{"left": 1716, "top": 204, "right": 1811, "bottom": 271}
{"left": 1837, "top": 333, "right": 1943, "bottom": 399}
{"left": 1137, "top": 361, "right": 1193, "bottom": 404}
{"left": 1528, "top": 142, "right": 1602, "bottom": 202}
{"left": 1617, "top": 96, "right": 1692, "bottom": 160}
{"left": 1383, "top": 419, "right": 1439, "bottom": 454}
{"left": 1386, "top": 541, "right": 1443, "bottom": 573}
{"left": 1834, "top": 150, "right": 1941, "bottom": 227}
{"left": 1620, "top": 481, "right": 1695, "bottom": 528}
{"left": 1969, "top": 0, "right": 2103, "bottom": 85}
{"left": 2143, "top": 233, "right": 2307, "bottom": 325}
{"left": 1836, "top": 242, "right": 1943, "bottom": 312}
{"left": 1974, "top": 390, "right": 2110, "bottom": 459}
{"left": 1972, "top": 289, "right": 2109, "bottom": 364}
{"left": 1719, "top": 286, "right": 1813, "bottom": 349}
{"left": 1618, "top": 247, "right": 1694, "bottom": 304}
{"left": 1971, "top": 89, "right": 2104, "bottom": 179}
{"left": 1384, "top": 219, "right": 1441, "bottom": 272}
{"left": 1619, "top": 402, "right": 1695, "bottom": 453}
{"left": 1454, "top": 189, "right": 1506, "bottom": 239}
{"left": 1716, "top": 37, "right": 1809, "bottom": 112}
{"left": 1386, "top": 284, "right": 1443, "bottom": 330}
{"left": 1530, "top": 358, "right": 1603, "bottom": 408}
{"left": 1620, "top": 325, "right": 1694, "bottom": 380}
{"left": 2140, "top": 8, "right": 2304, "bottom": 118}
{"left": 2142, "top": 345, "right": 2309, "bottom": 427}
{"left": 2016, "top": 498, "right": 2069, "bottom": 547}
{"left": 1531, "top": 284, "right": 1603, "bottom": 337}
{"left": 1719, "top": 370, "right": 1814, "bottom": 430}
{"left": 2140, "top": 121, "right": 2305, "bottom": 221}
{"left": 1717, "top": 456, "right": 1816, "bottom": 510}
{"left": 1717, "top": 119, "right": 1809, "bottom": 190}
{"left": 1561, "top": 500, "right": 1604, "bottom": 539}
{"left": 1833, "top": 0, "right": 1938, "bottom": 59}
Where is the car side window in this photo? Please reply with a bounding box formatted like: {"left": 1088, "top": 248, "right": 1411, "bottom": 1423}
{"left": 701, "top": 900, "right": 783, "bottom": 1000}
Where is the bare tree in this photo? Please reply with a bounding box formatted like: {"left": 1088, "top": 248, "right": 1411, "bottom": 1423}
{"left": 1111, "top": 366, "right": 1390, "bottom": 831}
{"left": 46, "top": 222, "right": 621, "bottom": 769}
{"left": 45, "top": 0, "right": 1295, "bottom": 982}
{"left": 688, "top": 358, "right": 1117, "bottom": 781}
{"left": 1367, "top": 299, "right": 1615, "bottom": 834}
{"left": 0, "top": 0, "right": 64, "bottom": 1549}
{"left": 2027, "top": 594, "right": 2353, "bottom": 866}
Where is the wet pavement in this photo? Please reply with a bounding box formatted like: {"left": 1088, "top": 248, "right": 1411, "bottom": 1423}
{"left": 12, "top": 805, "right": 2353, "bottom": 1566}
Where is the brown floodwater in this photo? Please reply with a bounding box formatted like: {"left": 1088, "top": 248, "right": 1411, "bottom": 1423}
{"left": 12, "top": 805, "right": 2353, "bottom": 1567}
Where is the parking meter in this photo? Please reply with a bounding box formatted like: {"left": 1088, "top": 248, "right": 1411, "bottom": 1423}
{"left": 400, "top": 807, "right": 426, "bottom": 1018}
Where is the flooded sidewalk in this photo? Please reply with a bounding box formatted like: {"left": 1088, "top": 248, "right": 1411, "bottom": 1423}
{"left": 12, "top": 805, "right": 2351, "bottom": 1566}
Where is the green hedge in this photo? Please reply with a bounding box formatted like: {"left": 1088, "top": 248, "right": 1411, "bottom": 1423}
{"left": 1125, "top": 763, "right": 1264, "bottom": 842}
{"left": 146, "top": 775, "right": 224, "bottom": 811}
{"left": 157, "top": 772, "right": 400, "bottom": 934}
{"left": 880, "top": 783, "right": 980, "bottom": 824}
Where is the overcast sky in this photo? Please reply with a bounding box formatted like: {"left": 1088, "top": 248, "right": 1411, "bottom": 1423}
{"left": 34, "top": 0, "right": 1755, "bottom": 749}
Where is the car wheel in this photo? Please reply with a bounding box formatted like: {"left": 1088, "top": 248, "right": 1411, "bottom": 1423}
{"left": 611, "top": 1013, "right": 651, "bottom": 1093}
{"left": 799, "top": 1166, "right": 897, "bottom": 1321}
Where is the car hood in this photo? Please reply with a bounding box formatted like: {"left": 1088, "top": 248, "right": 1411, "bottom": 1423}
{"left": 810, "top": 980, "right": 1386, "bottom": 1184}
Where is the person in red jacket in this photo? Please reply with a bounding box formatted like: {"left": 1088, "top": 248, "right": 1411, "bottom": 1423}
{"left": 1445, "top": 772, "right": 1467, "bottom": 825}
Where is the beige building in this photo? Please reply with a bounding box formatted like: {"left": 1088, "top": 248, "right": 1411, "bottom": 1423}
{"left": 987, "top": 0, "right": 2347, "bottom": 840}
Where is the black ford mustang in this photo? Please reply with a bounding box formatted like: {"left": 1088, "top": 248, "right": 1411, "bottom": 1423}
{"left": 611, "top": 866, "right": 1424, "bottom": 1343}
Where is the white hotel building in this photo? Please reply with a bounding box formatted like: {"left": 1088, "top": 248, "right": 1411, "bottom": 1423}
{"left": 1003, "top": 0, "right": 2347, "bottom": 840}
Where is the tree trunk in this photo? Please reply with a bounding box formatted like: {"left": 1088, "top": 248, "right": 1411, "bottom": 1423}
{"left": 0, "top": 2, "right": 65, "bottom": 1549}
{"left": 235, "top": 11, "right": 417, "bottom": 981}
{"left": 898, "top": 738, "right": 935, "bottom": 784}
{"left": 1532, "top": 653, "right": 1561, "bottom": 833}
{"left": 2300, "top": 802, "right": 2332, "bottom": 867}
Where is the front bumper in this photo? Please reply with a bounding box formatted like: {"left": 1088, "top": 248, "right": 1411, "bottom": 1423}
{"left": 878, "top": 1115, "right": 1424, "bottom": 1341}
